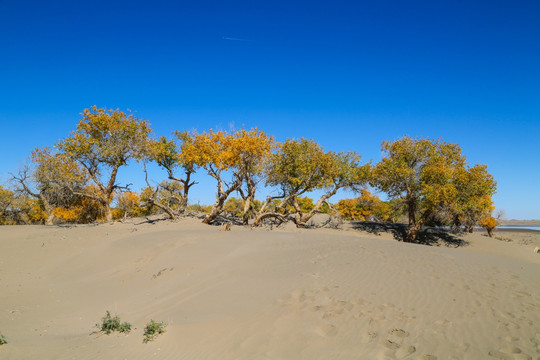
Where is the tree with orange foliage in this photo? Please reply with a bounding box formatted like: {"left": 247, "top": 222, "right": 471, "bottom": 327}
{"left": 232, "top": 129, "right": 275, "bottom": 224}
{"left": 52, "top": 185, "right": 106, "bottom": 223}
{"left": 57, "top": 106, "right": 152, "bottom": 222}
{"left": 113, "top": 191, "right": 144, "bottom": 220}
{"left": 336, "top": 189, "right": 378, "bottom": 221}
{"left": 480, "top": 216, "right": 498, "bottom": 237}
{"left": 336, "top": 190, "right": 403, "bottom": 222}
{"left": 181, "top": 128, "right": 274, "bottom": 224}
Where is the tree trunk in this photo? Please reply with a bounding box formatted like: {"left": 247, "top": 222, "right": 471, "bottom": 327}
{"left": 149, "top": 199, "right": 177, "bottom": 220}
{"left": 175, "top": 168, "right": 196, "bottom": 215}
{"left": 202, "top": 173, "right": 242, "bottom": 225}
{"left": 253, "top": 212, "right": 288, "bottom": 227}
{"left": 405, "top": 198, "right": 418, "bottom": 242}
{"left": 242, "top": 196, "right": 253, "bottom": 225}
{"left": 297, "top": 187, "right": 339, "bottom": 227}
{"left": 39, "top": 194, "right": 55, "bottom": 225}
{"left": 45, "top": 212, "right": 55, "bottom": 225}
{"left": 405, "top": 207, "right": 431, "bottom": 243}
{"left": 254, "top": 194, "right": 294, "bottom": 227}
{"left": 202, "top": 201, "right": 225, "bottom": 224}
{"left": 104, "top": 203, "right": 113, "bottom": 222}
{"left": 486, "top": 227, "right": 494, "bottom": 238}
{"left": 405, "top": 221, "right": 422, "bottom": 243}
{"left": 241, "top": 176, "right": 256, "bottom": 225}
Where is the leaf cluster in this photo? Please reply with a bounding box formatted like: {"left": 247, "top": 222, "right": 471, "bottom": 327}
{"left": 336, "top": 189, "right": 403, "bottom": 222}
{"left": 372, "top": 137, "right": 466, "bottom": 208}
{"left": 180, "top": 128, "right": 274, "bottom": 174}
{"left": 58, "top": 106, "right": 152, "bottom": 167}
{"left": 265, "top": 138, "right": 367, "bottom": 194}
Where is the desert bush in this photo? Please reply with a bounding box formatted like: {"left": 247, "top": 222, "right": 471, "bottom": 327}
{"left": 143, "top": 320, "right": 167, "bottom": 343}
{"left": 96, "top": 311, "right": 131, "bottom": 334}
{"left": 0, "top": 332, "right": 7, "bottom": 345}
{"left": 480, "top": 215, "right": 498, "bottom": 238}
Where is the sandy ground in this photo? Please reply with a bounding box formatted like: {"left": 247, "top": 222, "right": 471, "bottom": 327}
{"left": 1, "top": 217, "right": 539, "bottom": 360}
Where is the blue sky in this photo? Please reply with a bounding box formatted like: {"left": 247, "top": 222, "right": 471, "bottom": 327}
{"left": 0, "top": 0, "right": 539, "bottom": 219}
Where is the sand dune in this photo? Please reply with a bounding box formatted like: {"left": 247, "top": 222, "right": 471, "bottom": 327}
{"left": 1, "top": 217, "right": 539, "bottom": 359}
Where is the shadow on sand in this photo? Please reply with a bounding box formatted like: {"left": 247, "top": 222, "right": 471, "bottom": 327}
{"left": 351, "top": 221, "right": 468, "bottom": 247}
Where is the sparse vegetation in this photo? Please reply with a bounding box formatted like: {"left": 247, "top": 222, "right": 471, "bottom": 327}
{"left": 0, "top": 332, "right": 7, "bottom": 345}
{"left": 143, "top": 320, "right": 167, "bottom": 343}
{"left": 96, "top": 311, "right": 131, "bottom": 334}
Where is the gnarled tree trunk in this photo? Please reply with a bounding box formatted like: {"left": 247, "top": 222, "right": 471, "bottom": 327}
{"left": 296, "top": 187, "right": 339, "bottom": 227}
{"left": 202, "top": 170, "right": 242, "bottom": 225}
{"left": 253, "top": 194, "right": 295, "bottom": 227}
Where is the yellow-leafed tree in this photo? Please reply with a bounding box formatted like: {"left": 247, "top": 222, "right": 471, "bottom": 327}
{"left": 144, "top": 132, "right": 198, "bottom": 218}
{"left": 181, "top": 128, "right": 273, "bottom": 224}
{"left": 57, "top": 106, "right": 152, "bottom": 222}
{"left": 452, "top": 164, "right": 497, "bottom": 232}
{"left": 371, "top": 136, "right": 495, "bottom": 243}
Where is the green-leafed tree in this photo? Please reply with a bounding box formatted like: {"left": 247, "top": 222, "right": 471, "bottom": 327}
{"left": 255, "top": 139, "right": 368, "bottom": 227}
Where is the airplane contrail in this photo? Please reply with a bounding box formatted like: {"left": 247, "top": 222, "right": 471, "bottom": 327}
{"left": 222, "top": 36, "right": 254, "bottom": 42}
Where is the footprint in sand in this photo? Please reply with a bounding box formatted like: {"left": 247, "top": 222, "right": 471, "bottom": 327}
{"left": 359, "top": 331, "right": 378, "bottom": 344}
{"left": 390, "top": 328, "right": 409, "bottom": 338}
{"left": 315, "top": 323, "right": 337, "bottom": 337}
{"left": 395, "top": 345, "right": 416, "bottom": 358}
{"left": 382, "top": 339, "right": 400, "bottom": 350}
{"left": 378, "top": 329, "right": 418, "bottom": 359}
{"left": 488, "top": 347, "right": 532, "bottom": 360}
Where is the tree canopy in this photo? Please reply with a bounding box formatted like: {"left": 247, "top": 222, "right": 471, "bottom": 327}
{"left": 255, "top": 138, "right": 368, "bottom": 227}
{"left": 371, "top": 136, "right": 496, "bottom": 242}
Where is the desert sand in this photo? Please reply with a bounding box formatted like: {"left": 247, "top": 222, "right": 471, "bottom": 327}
{"left": 1, "top": 217, "right": 539, "bottom": 360}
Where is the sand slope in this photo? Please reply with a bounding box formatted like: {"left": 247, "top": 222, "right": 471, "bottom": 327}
{"left": 1, "top": 218, "right": 539, "bottom": 360}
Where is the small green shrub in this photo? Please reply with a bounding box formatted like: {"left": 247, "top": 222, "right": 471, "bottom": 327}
{"left": 96, "top": 311, "right": 131, "bottom": 334}
{"left": 0, "top": 333, "right": 7, "bottom": 345}
{"left": 143, "top": 320, "right": 167, "bottom": 343}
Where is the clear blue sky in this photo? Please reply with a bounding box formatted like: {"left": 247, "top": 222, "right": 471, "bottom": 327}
{"left": 1, "top": 0, "right": 539, "bottom": 219}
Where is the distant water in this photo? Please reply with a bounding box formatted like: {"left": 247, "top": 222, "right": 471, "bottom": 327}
{"left": 498, "top": 225, "right": 540, "bottom": 231}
